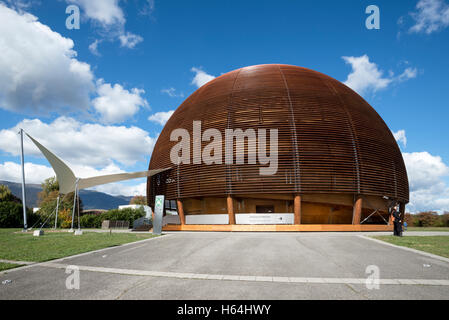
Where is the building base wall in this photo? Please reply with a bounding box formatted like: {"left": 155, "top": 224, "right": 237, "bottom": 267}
{"left": 162, "top": 224, "right": 393, "bottom": 232}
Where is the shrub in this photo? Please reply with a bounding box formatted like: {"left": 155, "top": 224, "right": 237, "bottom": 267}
{"left": 100, "top": 207, "right": 145, "bottom": 225}
{"left": 78, "top": 207, "right": 145, "bottom": 229}
{"left": 80, "top": 214, "right": 102, "bottom": 228}
{"left": 58, "top": 208, "right": 74, "bottom": 229}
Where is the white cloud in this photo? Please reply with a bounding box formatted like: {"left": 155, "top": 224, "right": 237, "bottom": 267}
{"left": 342, "top": 55, "right": 417, "bottom": 95}
{"left": 139, "top": 0, "right": 155, "bottom": 16}
{"left": 342, "top": 55, "right": 392, "bottom": 95}
{"left": 409, "top": 0, "right": 449, "bottom": 34}
{"left": 92, "top": 181, "right": 147, "bottom": 196}
{"left": 0, "top": 161, "right": 54, "bottom": 184}
{"left": 66, "top": 0, "right": 124, "bottom": 26}
{"left": 403, "top": 152, "right": 449, "bottom": 213}
{"left": 390, "top": 130, "right": 449, "bottom": 212}
{"left": 0, "top": 117, "right": 156, "bottom": 168}
{"left": 148, "top": 110, "right": 175, "bottom": 126}
{"left": 88, "top": 39, "right": 102, "bottom": 56}
{"left": 66, "top": 0, "right": 143, "bottom": 50}
{"left": 404, "top": 152, "right": 449, "bottom": 191}
{"left": 191, "top": 67, "right": 216, "bottom": 88}
{"left": 93, "top": 80, "right": 149, "bottom": 124}
{"left": 393, "top": 130, "right": 407, "bottom": 148}
{"left": 0, "top": 5, "right": 149, "bottom": 122}
{"left": 119, "top": 32, "right": 143, "bottom": 49}
{"left": 0, "top": 161, "right": 126, "bottom": 184}
{"left": 398, "top": 67, "right": 418, "bottom": 82}
{"left": 0, "top": 4, "right": 95, "bottom": 114}
{"left": 73, "top": 163, "right": 125, "bottom": 178}
{"left": 2, "top": 0, "right": 34, "bottom": 12}
{"left": 161, "top": 88, "right": 184, "bottom": 98}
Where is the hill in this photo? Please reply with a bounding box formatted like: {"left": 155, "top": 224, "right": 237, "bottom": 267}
{"left": 0, "top": 180, "right": 133, "bottom": 210}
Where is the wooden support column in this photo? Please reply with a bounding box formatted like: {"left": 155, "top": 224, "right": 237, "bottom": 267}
{"left": 227, "top": 195, "right": 235, "bottom": 225}
{"left": 177, "top": 199, "right": 185, "bottom": 225}
{"left": 399, "top": 202, "right": 405, "bottom": 224}
{"left": 352, "top": 196, "right": 363, "bottom": 225}
{"left": 294, "top": 194, "right": 301, "bottom": 225}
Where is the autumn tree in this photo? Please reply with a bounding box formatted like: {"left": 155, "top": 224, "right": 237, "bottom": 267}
{"left": 404, "top": 213, "right": 415, "bottom": 226}
{"left": 129, "top": 195, "right": 147, "bottom": 205}
{"left": 37, "top": 177, "right": 83, "bottom": 228}
{"left": 413, "top": 211, "right": 439, "bottom": 227}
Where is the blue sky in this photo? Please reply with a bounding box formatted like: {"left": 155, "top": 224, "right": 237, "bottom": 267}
{"left": 0, "top": 0, "right": 448, "bottom": 212}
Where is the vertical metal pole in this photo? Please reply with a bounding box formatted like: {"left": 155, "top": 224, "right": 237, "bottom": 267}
{"left": 54, "top": 195, "right": 60, "bottom": 229}
{"left": 19, "top": 129, "right": 28, "bottom": 232}
{"left": 70, "top": 179, "right": 79, "bottom": 231}
{"left": 77, "top": 186, "right": 81, "bottom": 230}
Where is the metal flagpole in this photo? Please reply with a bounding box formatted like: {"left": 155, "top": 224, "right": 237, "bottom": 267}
{"left": 19, "top": 129, "right": 28, "bottom": 232}
{"left": 54, "top": 195, "right": 60, "bottom": 229}
{"left": 77, "top": 186, "right": 81, "bottom": 230}
{"left": 70, "top": 178, "right": 79, "bottom": 232}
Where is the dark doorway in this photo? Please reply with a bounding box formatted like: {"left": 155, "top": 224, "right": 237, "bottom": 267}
{"left": 256, "top": 205, "right": 274, "bottom": 213}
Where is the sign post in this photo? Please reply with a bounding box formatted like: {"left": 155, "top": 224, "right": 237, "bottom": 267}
{"left": 153, "top": 195, "right": 164, "bottom": 235}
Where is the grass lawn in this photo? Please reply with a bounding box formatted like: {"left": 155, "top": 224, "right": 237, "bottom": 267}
{"left": 0, "top": 228, "right": 158, "bottom": 263}
{"left": 406, "top": 227, "right": 449, "bottom": 232}
{"left": 373, "top": 235, "right": 449, "bottom": 258}
{"left": 0, "top": 262, "right": 21, "bottom": 272}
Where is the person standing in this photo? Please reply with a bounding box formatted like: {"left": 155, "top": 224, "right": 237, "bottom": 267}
{"left": 391, "top": 205, "right": 402, "bottom": 236}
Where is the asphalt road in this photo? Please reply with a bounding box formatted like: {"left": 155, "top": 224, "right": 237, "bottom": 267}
{"left": 1, "top": 232, "right": 448, "bottom": 300}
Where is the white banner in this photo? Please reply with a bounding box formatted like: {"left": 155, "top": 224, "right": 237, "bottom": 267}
{"left": 235, "top": 214, "right": 294, "bottom": 225}
{"left": 185, "top": 214, "right": 229, "bottom": 225}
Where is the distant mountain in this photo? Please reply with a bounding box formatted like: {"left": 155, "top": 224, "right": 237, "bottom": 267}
{"left": 0, "top": 180, "right": 133, "bottom": 210}
{"left": 1, "top": 180, "right": 42, "bottom": 208}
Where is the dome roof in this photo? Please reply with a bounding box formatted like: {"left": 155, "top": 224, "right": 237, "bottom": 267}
{"left": 148, "top": 64, "right": 409, "bottom": 203}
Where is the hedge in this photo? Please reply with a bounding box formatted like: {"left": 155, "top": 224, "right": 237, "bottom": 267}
{"left": 79, "top": 207, "right": 146, "bottom": 228}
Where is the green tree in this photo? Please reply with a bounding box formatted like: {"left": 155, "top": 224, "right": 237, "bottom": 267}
{"left": 0, "top": 185, "right": 21, "bottom": 203}
{"left": 0, "top": 185, "right": 38, "bottom": 228}
{"left": 441, "top": 212, "right": 449, "bottom": 227}
{"left": 0, "top": 198, "right": 38, "bottom": 228}
{"left": 41, "top": 177, "right": 59, "bottom": 195}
